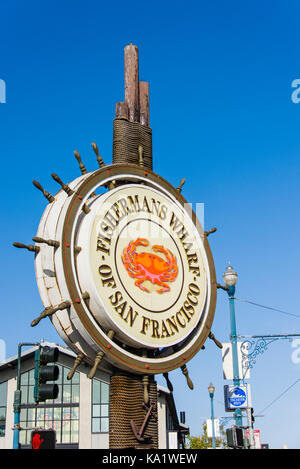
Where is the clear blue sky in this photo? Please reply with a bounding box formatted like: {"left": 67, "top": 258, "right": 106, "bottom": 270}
{"left": 1, "top": 0, "right": 300, "bottom": 449}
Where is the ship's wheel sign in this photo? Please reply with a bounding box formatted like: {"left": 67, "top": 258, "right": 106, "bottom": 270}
{"left": 31, "top": 166, "right": 217, "bottom": 374}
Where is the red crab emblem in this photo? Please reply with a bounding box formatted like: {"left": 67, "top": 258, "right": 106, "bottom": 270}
{"left": 121, "top": 238, "right": 178, "bottom": 293}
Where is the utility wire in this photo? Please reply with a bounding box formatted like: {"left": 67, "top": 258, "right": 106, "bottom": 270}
{"left": 234, "top": 297, "right": 300, "bottom": 319}
{"left": 232, "top": 299, "right": 300, "bottom": 418}
{"left": 258, "top": 379, "right": 300, "bottom": 415}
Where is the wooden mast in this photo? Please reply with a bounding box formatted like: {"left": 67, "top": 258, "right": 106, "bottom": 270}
{"left": 113, "top": 44, "right": 152, "bottom": 169}
{"left": 109, "top": 44, "right": 158, "bottom": 449}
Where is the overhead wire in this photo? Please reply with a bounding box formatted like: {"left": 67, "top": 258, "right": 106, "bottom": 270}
{"left": 258, "top": 379, "right": 300, "bottom": 415}
{"left": 234, "top": 297, "right": 300, "bottom": 319}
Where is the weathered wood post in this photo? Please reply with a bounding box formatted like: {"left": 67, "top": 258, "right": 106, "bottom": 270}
{"left": 109, "top": 44, "right": 158, "bottom": 449}
{"left": 113, "top": 44, "right": 152, "bottom": 170}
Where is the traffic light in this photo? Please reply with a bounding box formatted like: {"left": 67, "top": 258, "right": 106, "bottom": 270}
{"left": 226, "top": 428, "right": 235, "bottom": 448}
{"left": 235, "top": 426, "right": 244, "bottom": 447}
{"left": 250, "top": 407, "right": 255, "bottom": 424}
{"left": 226, "top": 426, "right": 244, "bottom": 448}
{"left": 31, "top": 430, "right": 56, "bottom": 449}
{"left": 34, "top": 346, "right": 59, "bottom": 403}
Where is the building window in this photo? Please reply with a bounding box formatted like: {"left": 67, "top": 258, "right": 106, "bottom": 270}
{"left": 166, "top": 405, "right": 176, "bottom": 431}
{"left": 0, "top": 381, "right": 7, "bottom": 437}
{"left": 91, "top": 378, "right": 109, "bottom": 433}
{"left": 19, "top": 365, "right": 79, "bottom": 446}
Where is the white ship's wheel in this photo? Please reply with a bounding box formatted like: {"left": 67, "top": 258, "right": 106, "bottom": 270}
{"left": 16, "top": 157, "right": 217, "bottom": 380}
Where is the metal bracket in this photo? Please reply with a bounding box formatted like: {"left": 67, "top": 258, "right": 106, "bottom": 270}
{"left": 238, "top": 334, "right": 300, "bottom": 376}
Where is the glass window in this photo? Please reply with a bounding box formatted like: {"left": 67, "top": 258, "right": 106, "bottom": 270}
{"left": 36, "top": 407, "right": 45, "bottom": 421}
{"left": 72, "top": 385, "right": 79, "bottom": 403}
{"left": 92, "top": 418, "right": 100, "bottom": 433}
{"left": 93, "top": 404, "right": 101, "bottom": 417}
{"left": 71, "top": 370, "right": 80, "bottom": 385}
{"left": 101, "top": 404, "right": 109, "bottom": 417}
{"left": 166, "top": 406, "right": 175, "bottom": 431}
{"left": 21, "top": 386, "right": 28, "bottom": 405}
{"left": 63, "top": 367, "right": 70, "bottom": 384}
{"left": 91, "top": 378, "right": 110, "bottom": 433}
{"left": 20, "top": 373, "right": 28, "bottom": 386}
{"left": 28, "top": 386, "right": 34, "bottom": 404}
{"left": 28, "top": 369, "right": 35, "bottom": 385}
{"left": 93, "top": 380, "right": 101, "bottom": 403}
{"left": 63, "top": 385, "right": 72, "bottom": 403}
{"left": 0, "top": 382, "right": 7, "bottom": 405}
{"left": 20, "top": 408, "right": 27, "bottom": 421}
{"left": 62, "top": 421, "right": 71, "bottom": 443}
{"left": 0, "top": 381, "right": 7, "bottom": 437}
{"left": 71, "top": 420, "right": 79, "bottom": 443}
{"left": 27, "top": 408, "right": 35, "bottom": 421}
{"left": 101, "top": 418, "right": 109, "bottom": 433}
{"left": 71, "top": 407, "right": 79, "bottom": 420}
{"left": 45, "top": 407, "right": 53, "bottom": 422}
{"left": 101, "top": 382, "right": 109, "bottom": 403}
{"left": 19, "top": 429, "right": 26, "bottom": 445}
{"left": 19, "top": 365, "right": 79, "bottom": 446}
{"left": 54, "top": 407, "right": 61, "bottom": 421}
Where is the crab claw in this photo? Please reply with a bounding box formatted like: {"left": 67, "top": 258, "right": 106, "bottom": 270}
{"left": 152, "top": 245, "right": 164, "bottom": 252}
{"left": 136, "top": 238, "right": 149, "bottom": 247}
{"left": 152, "top": 245, "right": 172, "bottom": 260}
{"left": 135, "top": 279, "right": 150, "bottom": 292}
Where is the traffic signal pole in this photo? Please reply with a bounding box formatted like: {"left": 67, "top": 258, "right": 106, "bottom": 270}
{"left": 13, "top": 342, "right": 60, "bottom": 449}
{"left": 13, "top": 342, "right": 40, "bottom": 450}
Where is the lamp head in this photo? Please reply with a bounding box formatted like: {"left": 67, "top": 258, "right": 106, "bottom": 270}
{"left": 208, "top": 382, "right": 215, "bottom": 397}
{"left": 223, "top": 261, "right": 238, "bottom": 287}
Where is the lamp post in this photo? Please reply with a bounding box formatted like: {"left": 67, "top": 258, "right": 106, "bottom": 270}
{"left": 223, "top": 262, "right": 243, "bottom": 426}
{"left": 208, "top": 382, "right": 216, "bottom": 449}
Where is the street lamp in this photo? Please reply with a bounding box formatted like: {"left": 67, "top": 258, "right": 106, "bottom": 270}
{"left": 223, "top": 262, "right": 243, "bottom": 426}
{"left": 223, "top": 261, "right": 238, "bottom": 289}
{"left": 208, "top": 382, "right": 216, "bottom": 449}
